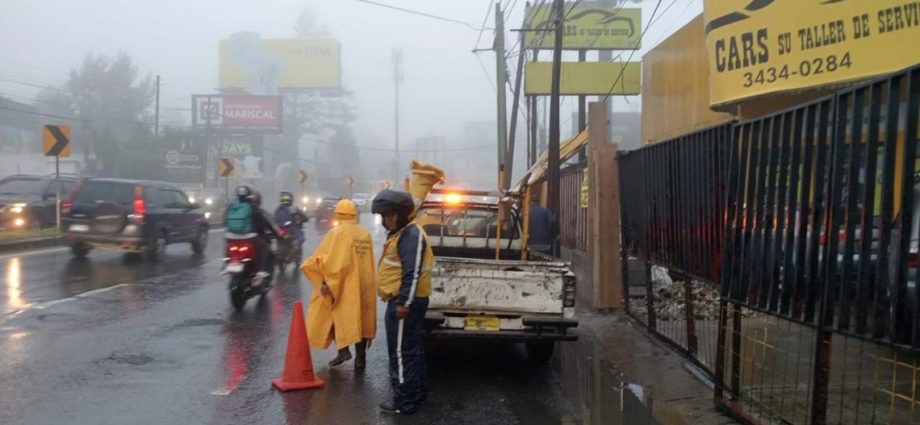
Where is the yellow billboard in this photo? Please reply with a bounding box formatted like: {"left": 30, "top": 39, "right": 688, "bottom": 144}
{"left": 525, "top": 62, "right": 641, "bottom": 96}
{"left": 524, "top": 4, "right": 641, "bottom": 50}
{"left": 219, "top": 37, "right": 341, "bottom": 90}
{"left": 704, "top": 0, "right": 920, "bottom": 106}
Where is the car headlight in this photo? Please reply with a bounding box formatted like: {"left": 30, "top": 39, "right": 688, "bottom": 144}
{"left": 302, "top": 196, "right": 309, "bottom": 204}
{"left": 315, "top": 198, "right": 322, "bottom": 205}
{"left": 13, "top": 218, "right": 25, "bottom": 227}
{"left": 205, "top": 211, "right": 212, "bottom": 219}
{"left": 205, "top": 198, "right": 214, "bottom": 206}
{"left": 188, "top": 196, "right": 196, "bottom": 204}
{"left": 10, "top": 203, "right": 26, "bottom": 214}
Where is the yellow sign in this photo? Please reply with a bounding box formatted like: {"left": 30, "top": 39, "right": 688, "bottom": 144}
{"left": 464, "top": 316, "right": 500, "bottom": 331}
{"left": 580, "top": 172, "right": 589, "bottom": 208}
{"left": 704, "top": 0, "right": 920, "bottom": 106}
{"left": 525, "top": 62, "right": 641, "bottom": 96}
{"left": 220, "top": 38, "right": 341, "bottom": 89}
{"left": 218, "top": 158, "right": 236, "bottom": 178}
{"left": 524, "top": 4, "right": 641, "bottom": 50}
{"left": 43, "top": 125, "right": 71, "bottom": 157}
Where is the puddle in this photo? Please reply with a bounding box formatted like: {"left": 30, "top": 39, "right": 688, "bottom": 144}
{"left": 559, "top": 335, "right": 659, "bottom": 425}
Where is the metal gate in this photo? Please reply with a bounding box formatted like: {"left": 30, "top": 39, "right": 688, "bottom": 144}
{"left": 620, "top": 64, "right": 920, "bottom": 425}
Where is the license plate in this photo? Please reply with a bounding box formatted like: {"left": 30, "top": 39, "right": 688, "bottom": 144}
{"left": 464, "top": 316, "right": 500, "bottom": 331}
{"left": 225, "top": 263, "right": 244, "bottom": 273}
{"left": 69, "top": 224, "right": 89, "bottom": 232}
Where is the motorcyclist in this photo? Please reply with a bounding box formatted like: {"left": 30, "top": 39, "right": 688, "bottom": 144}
{"left": 273, "top": 191, "right": 308, "bottom": 244}
{"left": 226, "top": 185, "right": 280, "bottom": 280}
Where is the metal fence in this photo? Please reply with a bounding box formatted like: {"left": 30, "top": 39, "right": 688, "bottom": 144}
{"left": 619, "top": 64, "right": 920, "bottom": 425}
{"left": 619, "top": 123, "right": 734, "bottom": 375}
{"left": 559, "top": 163, "right": 588, "bottom": 251}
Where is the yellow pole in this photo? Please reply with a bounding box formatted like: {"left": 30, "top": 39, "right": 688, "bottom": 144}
{"left": 521, "top": 185, "right": 531, "bottom": 260}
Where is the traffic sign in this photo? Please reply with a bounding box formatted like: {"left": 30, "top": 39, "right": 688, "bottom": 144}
{"left": 346, "top": 175, "right": 355, "bottom": 187}
{"left": 219, "top": 158, "right": 236, "bottom": 177}
{"left": 43, "top": 125, "right": 71, "bottom": 157}
{"left": 298, "top": 170, "right": 308, "bottom": 184}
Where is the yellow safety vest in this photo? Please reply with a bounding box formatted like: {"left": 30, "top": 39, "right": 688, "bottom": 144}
{"left": 377, "top": 222, "right": 434, "bottom": 303}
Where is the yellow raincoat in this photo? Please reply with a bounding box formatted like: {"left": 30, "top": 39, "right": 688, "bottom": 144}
{"left": 300, "top": 200, "right": 377, "bottom": 350}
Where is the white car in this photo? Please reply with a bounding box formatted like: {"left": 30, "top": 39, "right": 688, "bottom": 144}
{"left": 351, "top": 193, "right": 369, "bottom": 210}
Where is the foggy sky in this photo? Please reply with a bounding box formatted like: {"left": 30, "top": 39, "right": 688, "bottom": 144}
{"left": 0, "top": 0, "right": 702, "bottom": 148}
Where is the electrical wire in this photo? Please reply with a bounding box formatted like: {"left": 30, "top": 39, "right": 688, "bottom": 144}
{"left": 473, "top": 1, "right": 495, "bottom": 51}
{"left": 602, "top": 0, "right": 663, "bottom": 102}
{"left": 354, "top": 0, "right": 492, "bottom": 32}
{"left": 475, "top": 54, "right": 498, "bottom": 92}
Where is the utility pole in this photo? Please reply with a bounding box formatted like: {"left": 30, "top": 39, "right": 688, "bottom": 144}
{"left": 494, "top": 4, "right": 509, "bottom": 190}
{"left": 598, "top": 0, "right": 614, "bottom": 138}
{"left": 507, "top": 31, "right": 526, "bottom": 189}
{"left": 393, "top": 48, "right": 403, "bottom": 182}
{"left": 547, "top": 0, "right": 564, "bottom": 225}
{"left": 154, "top": 75, "right": 160, "bottom": 136}
{"left": 577, "top": 51, "right": 586, "bottom": 162}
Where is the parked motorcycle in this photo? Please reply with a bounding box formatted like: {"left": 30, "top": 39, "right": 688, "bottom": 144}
{"left": 276, "top": 221, "right": 303, "bottom": 274}
{"left": 223, "top": 237, "right": 273, "bottom": 310}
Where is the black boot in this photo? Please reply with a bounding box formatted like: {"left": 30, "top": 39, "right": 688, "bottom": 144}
{"left": 355, "top": 340, "right": 368, "bottom": 369}
{"left": 328, "top": 347, "right": 351, "bottom": 366}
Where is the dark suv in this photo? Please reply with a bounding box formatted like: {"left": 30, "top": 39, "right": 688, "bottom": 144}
{"left": 0, "top": 174, "right": 78, "bottom": 230}
{"left": 62, "top": 179, "right": 209, "bottom": 260}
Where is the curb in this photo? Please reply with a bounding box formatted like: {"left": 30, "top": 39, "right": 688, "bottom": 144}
{"left": 0, "top": 236, "right": 63, "bottom": 254}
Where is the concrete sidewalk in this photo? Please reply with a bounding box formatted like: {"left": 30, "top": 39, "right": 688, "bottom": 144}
{"left": 559, "top": 308, "right": 738, "bottom": 425}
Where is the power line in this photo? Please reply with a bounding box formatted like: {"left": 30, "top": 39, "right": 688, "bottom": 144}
{"left": 473, "top": 1, "right": 495, "bottom": 51}
{"left": 354, "top": 0, "right": 492, "bottom": 31}
{"left": 0, "top": 104, "right": 157, "bottom": 129}
{"left": 475, "top": 53, "right": 497, "bottom": 92}
{"left": 603, "top": 0, "right": 663, "bottom": 102}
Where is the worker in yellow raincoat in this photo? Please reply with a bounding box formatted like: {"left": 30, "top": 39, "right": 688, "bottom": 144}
{"left": 300, "top": 199, "right": 377, "bottom": 368}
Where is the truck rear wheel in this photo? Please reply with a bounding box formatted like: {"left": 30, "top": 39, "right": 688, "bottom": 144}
{"left": 525, "top": 341, "right": 555, "bottom": 364}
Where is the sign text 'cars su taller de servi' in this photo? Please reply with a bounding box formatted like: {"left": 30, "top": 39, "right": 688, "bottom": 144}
{"left": 704, "top": 0, "right": 920, "bottom": 106}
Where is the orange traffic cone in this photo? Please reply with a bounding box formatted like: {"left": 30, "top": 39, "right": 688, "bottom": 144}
{"left": 272, "top": 300, "right": 325, "bottom": 391}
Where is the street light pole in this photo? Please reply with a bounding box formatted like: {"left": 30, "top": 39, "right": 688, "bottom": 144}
{"left": 393, "top": 48, "right": 403, "bottom": 183}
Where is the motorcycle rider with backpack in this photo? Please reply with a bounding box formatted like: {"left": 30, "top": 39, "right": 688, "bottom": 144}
{"left": 226, "top": 185, "right": 280, "bottom": 280}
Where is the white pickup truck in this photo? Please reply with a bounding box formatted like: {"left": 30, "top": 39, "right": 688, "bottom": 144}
{"left": 417, "top": 189, "right": 578, "bottom": 362}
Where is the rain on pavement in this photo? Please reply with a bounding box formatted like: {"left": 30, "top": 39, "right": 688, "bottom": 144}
{"left": 0, "top": 215, "right": 578, "bottom": 425}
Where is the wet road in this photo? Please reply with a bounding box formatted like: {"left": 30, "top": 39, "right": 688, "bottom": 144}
{"left": 0, "top": 216, "right": 577, "bottom": 425}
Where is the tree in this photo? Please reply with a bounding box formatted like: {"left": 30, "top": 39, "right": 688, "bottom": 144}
{"left": 66, "top": 51, "right": 154, "bottom": 175}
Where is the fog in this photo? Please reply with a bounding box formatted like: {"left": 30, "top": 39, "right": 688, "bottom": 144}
{"left": 0, "top": 0, "right": 701, "bottom": 191}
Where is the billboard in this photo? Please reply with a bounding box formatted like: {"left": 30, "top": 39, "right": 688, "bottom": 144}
{"left": 525, "top": 62, "right": 641, "bottom": 95}
{"left": 164, "top": 147, "right": 205, "bottom": 184}
{"left": 704, "top": 0, "right": 920, "bottom": 106}
{"left": 210, "top": 137, "right": 264, "bottom": 179}
{"left": 191, "top": 95, "right": 282, "bottom": 133}
{"left": 219, "top": 36, "right": 341, "bottom": 90}
{"left": 524, "top": 4, "right": 641, "bottom": 50}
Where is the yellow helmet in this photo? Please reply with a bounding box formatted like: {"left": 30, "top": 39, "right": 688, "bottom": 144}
{"left": 334, "top": 199, "right": 358, "bottom": 217}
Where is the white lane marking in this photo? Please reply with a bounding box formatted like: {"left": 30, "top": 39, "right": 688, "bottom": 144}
{"left": 0, "top": 247, "right": 68, "bottom": 260}
{"left": 3, "top": 284, "right": 133, "bottom": 322}
{"left": 31, "top": 297, "right": 76, "bottom": 310}
{"left": 74, "top": 283, "right": 130, "bottom": 298}
{"left": 211, "top": 374, "right": 248, "bottom": 396}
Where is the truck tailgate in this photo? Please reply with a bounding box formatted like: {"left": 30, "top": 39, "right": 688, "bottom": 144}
{"left": 429, "top": 257, "right": 573, "bottom": 315}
